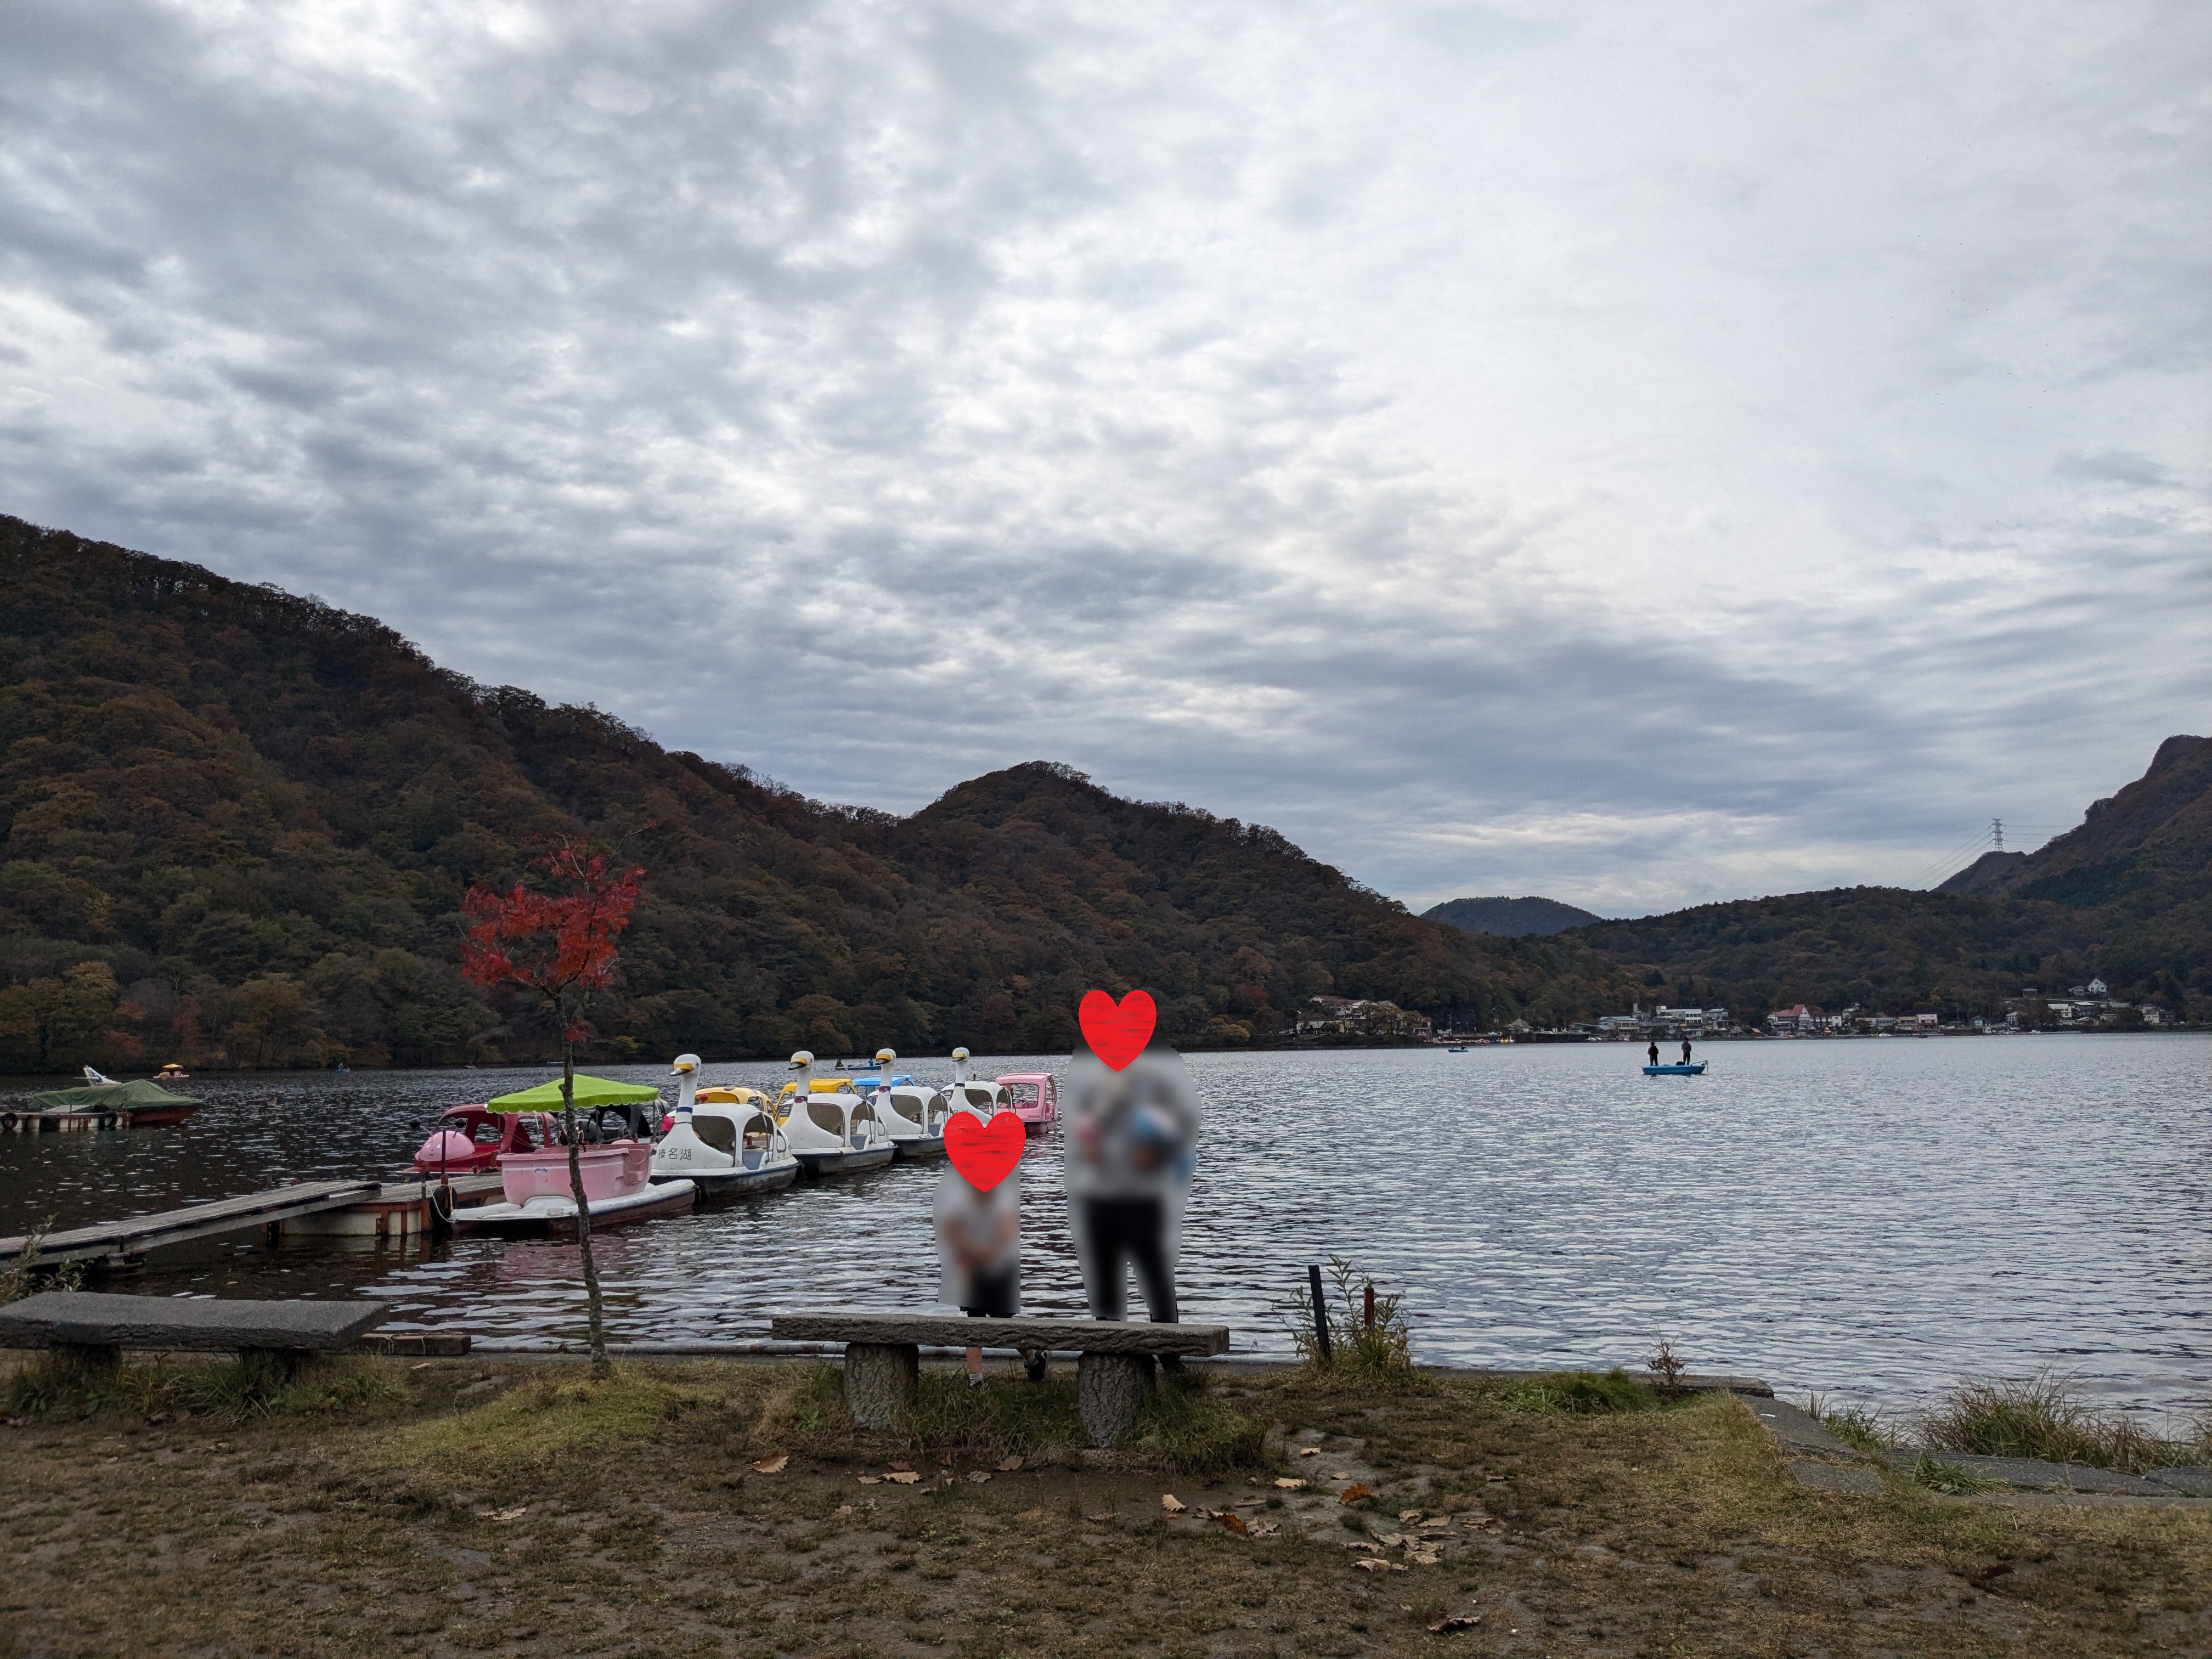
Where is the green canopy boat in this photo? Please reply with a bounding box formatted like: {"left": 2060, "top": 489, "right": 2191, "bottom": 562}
{"left": 486, "top": 1075, "right": 663, "bottom": 1111}
{"left": 487, "top": 1073, "right": 665, "bottom": 1141}
{"left": 21, "top": 1078, "right": 201, "bottom": 1127}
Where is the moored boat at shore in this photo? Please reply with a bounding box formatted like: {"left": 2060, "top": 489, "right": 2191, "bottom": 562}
{"left": 777, "top": 1051, "right": 895, "bottom": 1176}
{"left": 651, "top": 1053, "right": 799, "bottom": 1199}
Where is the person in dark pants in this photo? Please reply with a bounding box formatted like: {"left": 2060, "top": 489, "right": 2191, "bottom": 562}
{"left": 1065, "top": 1045, "right": 1200, "bottom": 1356}
{"left": 1681, "top": 1037, "right": 1694, "bottom": 1065}
{"left": 1646, "top": 1039, "right": 1660, "bottom": 1066}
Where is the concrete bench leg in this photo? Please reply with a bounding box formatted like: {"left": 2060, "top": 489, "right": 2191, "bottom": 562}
{"left": 52, "top": 1342, "right": 121, "bottom": 1388}
{"left": 845, "top": 1342, "right": 919, "bottom": 1428}
{"left": 1078, "top": 1352, "right": 1154, "bottom": 1447}
{"left": 240, "top": 1347, "right": 314, "bottom": 1388}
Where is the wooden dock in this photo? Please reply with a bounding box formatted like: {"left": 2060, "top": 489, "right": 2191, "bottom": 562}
{"left": 1, "top": 1180, "right": 385, "bottom": 1266}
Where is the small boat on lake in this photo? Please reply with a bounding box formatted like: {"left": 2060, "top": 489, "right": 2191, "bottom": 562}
{"left": 451, "top": 1072, "right": 696, "bottom": 1235}
{"left": 777, "top": 1052, "right": 895, "bottom": 1176}
{"left": 452, "top": 1140, "right": 697, "bottom": 1237}
{"left": 650, "top": 1053, "right": 798, "bottom": 1199}
{"left": 2, "top": 1071, "right": 202, "bottom": 1133}
{"left": 850, "top": 1050, "right": 949, "bottom": 1161}
{"left": 1643, "top": 1062, "right": 1707, "bottom": 1076}
{"left": 411, "top": 1104, "right": 558, "bottom": 1176}
{"left": 996, "top": 1070, "right": 1058, "bottom": 1130}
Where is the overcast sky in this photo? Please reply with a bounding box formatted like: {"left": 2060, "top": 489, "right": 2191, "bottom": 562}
{"left": 2, "top": 1, "right": 2206, "bottom": 915}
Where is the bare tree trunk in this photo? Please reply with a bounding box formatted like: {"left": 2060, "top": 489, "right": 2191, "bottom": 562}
{"left": 561, "top": 1046, "right": 611, "bottom": 1380}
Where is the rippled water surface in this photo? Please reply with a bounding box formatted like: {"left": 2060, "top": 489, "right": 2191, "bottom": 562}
{"left": 4, "top": 1036, "right": 2207, "bottom": 1414}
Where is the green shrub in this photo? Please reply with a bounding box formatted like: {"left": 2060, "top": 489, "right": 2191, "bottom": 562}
{"left": 1499, "top": 1369, "right": 1659, "bottom": 1414}
{"left": 1276, "top": 1256, "right": 1415, "bottom": 1381}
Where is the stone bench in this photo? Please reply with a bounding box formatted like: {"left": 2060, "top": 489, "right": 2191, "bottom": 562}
{"left": 0, "top": 1291, "right": 389, "bottom": 1384}
{"left": 770, "top": 1311, "right": 1231, "bottom": 1446}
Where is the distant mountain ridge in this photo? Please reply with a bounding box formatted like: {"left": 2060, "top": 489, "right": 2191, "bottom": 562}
{"left": 1565, "top": 734, "right": 2211, "bottom": 1022}
{"left": 1423, "top": 895, "right": 1604, "bottom": 937}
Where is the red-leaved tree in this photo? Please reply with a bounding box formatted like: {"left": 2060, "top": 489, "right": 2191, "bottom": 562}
{"left": 461, "top": 841, "right": 643, "bottom": 1379}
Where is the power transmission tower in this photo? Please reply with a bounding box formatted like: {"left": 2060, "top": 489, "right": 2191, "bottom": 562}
{"left": 1991, "top": 818, "right": 2004, "bottom": 851}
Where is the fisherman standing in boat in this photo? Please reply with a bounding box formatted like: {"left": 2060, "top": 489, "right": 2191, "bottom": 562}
{"left": 1646, "top": 1038, "right": 1660, "bottom": 1068}
{"left": 1680, "top": 1036, "right": 1694, "bottom": 1065}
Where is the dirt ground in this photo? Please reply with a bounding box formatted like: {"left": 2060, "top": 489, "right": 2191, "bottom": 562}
{"left": 2, "top": 1354, "right": 2208, "bottom": 1657}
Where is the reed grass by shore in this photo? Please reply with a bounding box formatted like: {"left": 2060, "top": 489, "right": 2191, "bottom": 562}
{"left": 1917, "top": 1370, "right": 2211, "bottom": 1476}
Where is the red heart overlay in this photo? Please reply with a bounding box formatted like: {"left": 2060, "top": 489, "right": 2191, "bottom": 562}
{"left": 1079, "top": 988, "right": 1156, "bottom": 1071}
{"left": 944, "top": 1110, "right": 1025, "bottom": 1192}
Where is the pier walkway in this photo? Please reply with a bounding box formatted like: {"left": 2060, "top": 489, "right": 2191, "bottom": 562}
{"left": 2, "top": 1180, "right": 383, "bottom": 1266}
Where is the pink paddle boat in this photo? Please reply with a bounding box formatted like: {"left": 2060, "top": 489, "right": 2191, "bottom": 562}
{"left": 995, "top": 1072, "right": 1058, "bottom": 1130}
{"left": 411, "top": 1105, "right": 557, "bottom": 1176}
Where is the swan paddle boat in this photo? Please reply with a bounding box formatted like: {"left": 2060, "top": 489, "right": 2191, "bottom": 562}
{"left": 777, "top": 1051, "right": 895, "bottom": 1176}
{"left": 1643, "top": 1062, "right": 1707, "bottom": 1076}
{"left": 849, "top": 1049, "right": 949, "bottom": 1161}
{"left": 452, "top": 1071, "right": 696, "bottom": 1235}
{"left": 650, "top": 1053, "right": 799, "bottom": 1199}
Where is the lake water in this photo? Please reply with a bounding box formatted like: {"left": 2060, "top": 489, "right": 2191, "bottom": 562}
{"left": 4, "top": 1036, "right": 2207, "bottom": 1421}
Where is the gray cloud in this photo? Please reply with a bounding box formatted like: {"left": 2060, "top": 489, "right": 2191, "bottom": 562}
{"left": 1, "top": 0, "right": 2205, "bottom": 916}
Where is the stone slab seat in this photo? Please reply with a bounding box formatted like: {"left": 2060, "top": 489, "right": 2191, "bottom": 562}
{"left": 769, "top": 1311, "right": 1231, "bottom": 1446}
{"left": 0, "top": 1290, "right": 388, "bottom": 1383}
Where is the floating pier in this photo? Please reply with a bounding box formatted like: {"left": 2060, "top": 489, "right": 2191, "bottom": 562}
{"left": 0, "top": 1174, "right": 506, "bottom": 1267}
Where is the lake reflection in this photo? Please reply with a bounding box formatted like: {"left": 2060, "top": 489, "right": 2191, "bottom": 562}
{"left": 3, "top": 1036, "right": 2207, "bottom": 1415}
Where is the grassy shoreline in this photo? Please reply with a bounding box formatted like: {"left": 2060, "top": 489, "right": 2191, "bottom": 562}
{"left": 2, "top": 1352, "right": 2208, "bottom": 1656}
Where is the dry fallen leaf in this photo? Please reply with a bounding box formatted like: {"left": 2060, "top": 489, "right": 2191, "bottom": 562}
{"left": 1086, "top": 1510, "right": 1114, "bottom": 1521}
{"left": 834, "top": 1504, "right": 854, "bottom": 1517}
{"left": 885, "top": 1471, "right": 923, "bottom": 1485}
{"left": 1375, "top": 1531, "right": 1407, "bottom": 1547}
{"left": 1342, "top": 1539, "right": 1383, "bottom": 1552}
{"left": 1332, "top": 1471, "right": 1352, "bottom": 1480}
{"left": 889, "top": 1461, "right": 913, "bottom": 1472}
{"left": 967, "top": 1471, "right": 991, "bottom": 1484}
{"left": 997, "top": 1454, "right": 1024, "bottom": 1472}
{"left": 1352, "top": 1556, "right": 1406, "bottom": 1573}
{"left": 476, "top": 1505, "right": 528, "bottom": 1522}
{"left": 1218, "top": 1511, "right": 1249, "bottom": 1535}
{"left": 1298, "top": 1446, "right": 1321, "bottom": 1457}
{"left": 1246, "top": 1519, "right": 1281, "bottom": 1537}
{"left": 1428, "top": 1613, "right": 1483, "bottom": 1634}
{"left": 1339, "top": 1483, "right": 1376, "bottom": 1505}
{"left": 751, "top": 1454, "right": 788, "bottom": 1475}
{"left": 1408, "top": 1548, "right": 1441, "bottom": 1565}
{"left": 1232, "top": 1496, "right": 1266, "bottom": 1508}
{"left": 1161, "top": 1494, "right": 1188, "bottom": 1515}
{"left": 1273, "top": 1477, "right": 1307, "bottom": 1490}
{"left": 857, "top": 1475, "right": 883, "bottom": 1486}
{"left": 1398, "top": 1509, "right": 1424, "bottom": 1522}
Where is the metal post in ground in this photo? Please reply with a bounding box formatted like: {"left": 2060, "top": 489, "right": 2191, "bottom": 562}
{"left": 1307, "top": 1263, "right": 1332, "bottom": 1363}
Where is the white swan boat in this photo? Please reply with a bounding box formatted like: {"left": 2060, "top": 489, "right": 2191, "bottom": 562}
{"left": 849, "top": 1047, "right": 950, "bottom": 1161}
{"left": 650, "top": 1053, "right": 799, "bottom": 1200}
{"left": 777, "top": 1050, "right": 895, "bottom": 1176}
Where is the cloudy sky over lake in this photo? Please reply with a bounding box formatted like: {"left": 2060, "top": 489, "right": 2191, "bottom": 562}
{"left": 2, "top": 1, "right": 2205, "bottom": 915}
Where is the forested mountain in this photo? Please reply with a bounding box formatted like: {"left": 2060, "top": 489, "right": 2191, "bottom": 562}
{"left": 1562, "top": 737, "right": 2212, "bottom": 1023}
{"left": 1424, "top": 895, "right": 1604, "bottom": 938}
{"left": 0, "top": 516, "right": 1634, "bottom": 1073}
{"left": 2, "top": 515, "right": 2199, "bottom": 1074}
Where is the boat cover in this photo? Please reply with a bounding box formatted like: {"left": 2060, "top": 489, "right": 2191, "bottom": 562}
{"left": 486, "top": 1074, "right": 663, "bottom": 1112}
{"left": 26, "top": 1079, "right": 200, "bottom": 1111}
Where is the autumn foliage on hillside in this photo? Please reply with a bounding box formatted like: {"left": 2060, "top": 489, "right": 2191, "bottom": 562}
{"left": 0, "top": 516, "right": 1613, "bottom": 1073}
